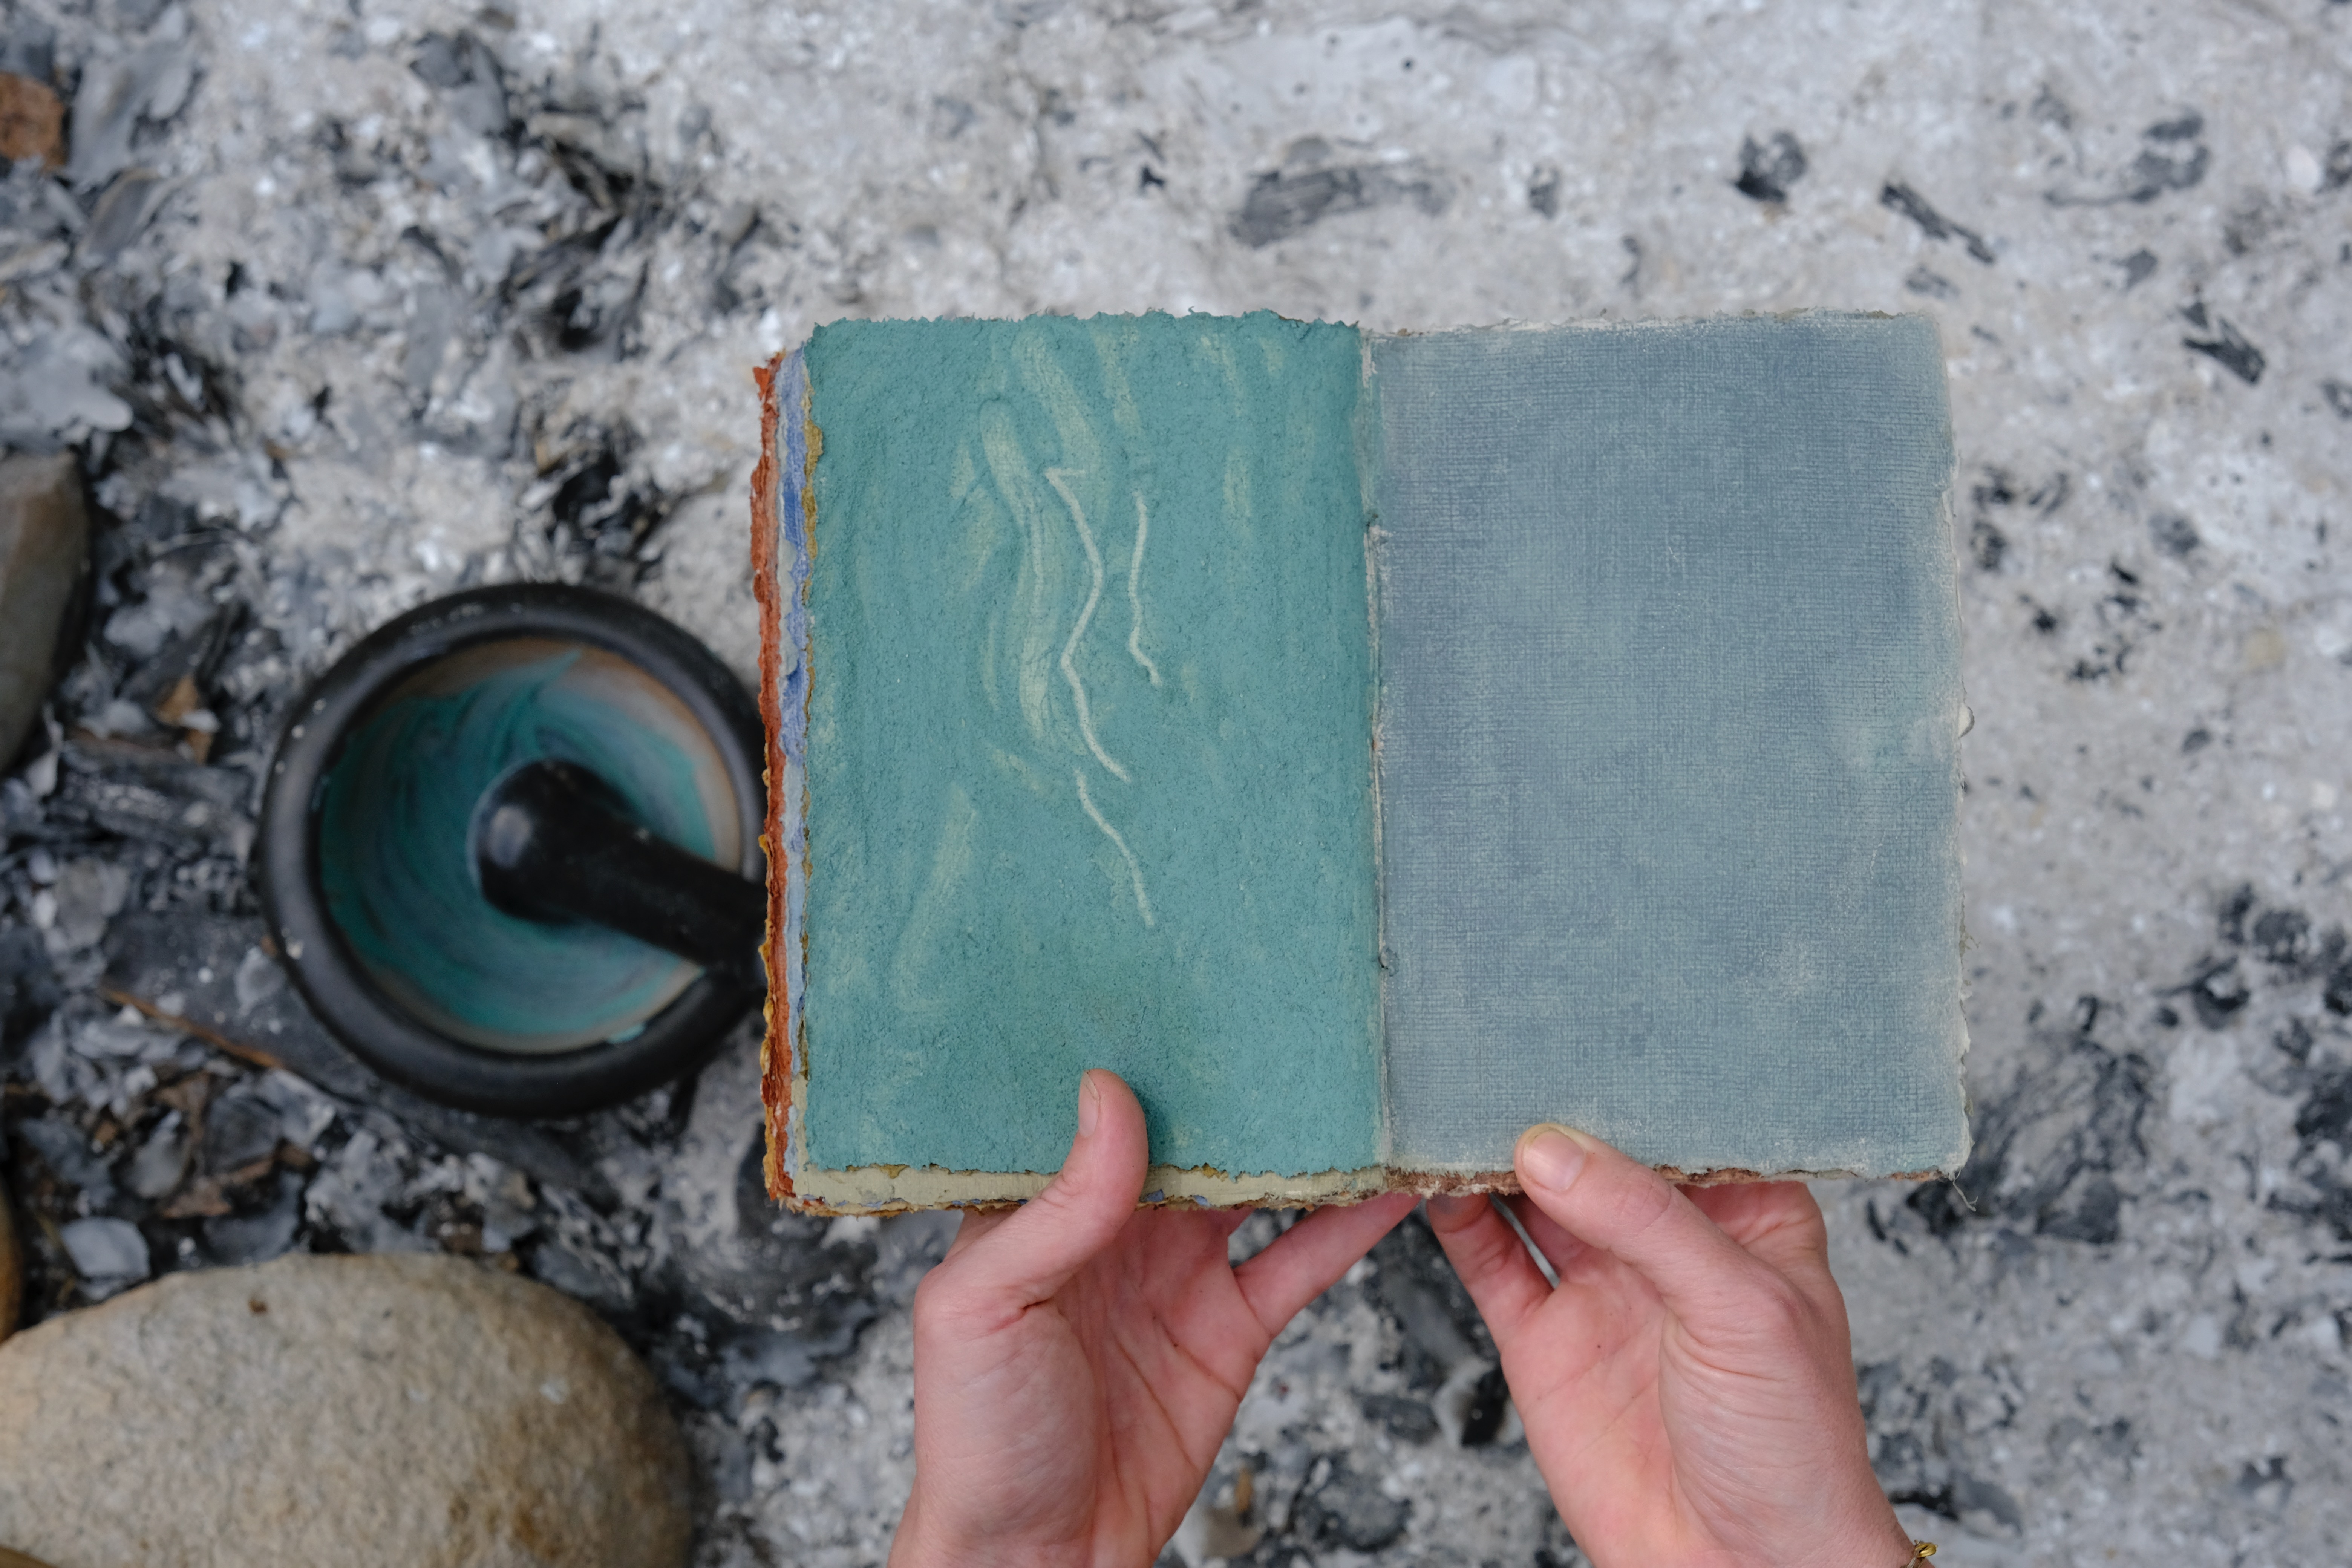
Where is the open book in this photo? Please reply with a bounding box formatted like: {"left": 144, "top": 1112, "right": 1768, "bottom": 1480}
{"left": 752, "top": 312, "right": 1969, "bottom": 1214}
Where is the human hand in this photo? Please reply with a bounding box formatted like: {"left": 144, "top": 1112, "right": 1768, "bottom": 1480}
{"left": 890, "top": 1070, "right": 1417, "bottom": 1568}
{"left": 1427, "top": 1127, "right": 1916, "bottom": 1568}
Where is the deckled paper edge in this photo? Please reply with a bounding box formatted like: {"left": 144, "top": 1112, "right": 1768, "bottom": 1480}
{"left": 1922, "top": 309, "right": 1978, "bottom": 1180}
{"left": 753, "top": 348, "right": 813, "bottom": 1204}
{"left": 775, "top": 1159, "right": 1943, "bottom": 1217}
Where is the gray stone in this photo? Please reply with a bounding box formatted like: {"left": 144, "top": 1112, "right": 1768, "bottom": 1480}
{"left": 0, "top": 454, "right": 88, "bottom": 772}
{"left": 55, "top": 1217, "right": 147, "bottom": 1300}
{"left": 0, "top": 1253, "right": 691, "bottom": 1568}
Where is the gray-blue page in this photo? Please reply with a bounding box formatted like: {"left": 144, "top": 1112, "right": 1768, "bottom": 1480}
{"left": 1371, "top": 315, "right": 1970, "bottom": 1178}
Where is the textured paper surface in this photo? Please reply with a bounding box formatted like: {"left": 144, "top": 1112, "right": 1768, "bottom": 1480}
{"left": 761, "top": 310, "right": 1969, "bottom": 1209}
{"left": 1370, "top": 315, "right": 1971, "bottom": 1177}
{"left": 796, "top": 314, "right": 1383, "bottom": 1180}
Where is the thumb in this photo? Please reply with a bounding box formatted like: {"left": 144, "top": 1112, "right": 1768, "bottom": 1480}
{"left": 1514, "top": 1125, "right": 1766, "bottom": 1325}
{"left": 945, "top": 1069, "right": 1149, "bottom": 1305}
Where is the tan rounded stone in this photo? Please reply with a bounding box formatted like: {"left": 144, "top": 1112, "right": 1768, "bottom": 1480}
{"left": 0, "top": 452, "right": 90, "bottom": 770}
{"left": 0, "top": 1172, "right": 18, "bottom": 1343}
{"left": 0, "top": 1253, "right": 690, "bottom": 1568}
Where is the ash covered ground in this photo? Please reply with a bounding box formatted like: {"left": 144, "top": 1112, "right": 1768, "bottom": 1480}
{"left": 3, "top": 1, "right": 2352, "bottom": 1563}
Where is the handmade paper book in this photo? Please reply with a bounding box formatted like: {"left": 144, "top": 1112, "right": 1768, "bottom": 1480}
{"left": 751, "top": 312, "right": 1969, "bottom": 1214}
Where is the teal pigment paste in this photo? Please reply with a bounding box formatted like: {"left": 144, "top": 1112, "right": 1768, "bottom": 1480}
{"left": 317, "top": 641, "right": 733, "bottom": 1053}
{"left": 801, "top": 313, "right": 1386, "bottom": 1177}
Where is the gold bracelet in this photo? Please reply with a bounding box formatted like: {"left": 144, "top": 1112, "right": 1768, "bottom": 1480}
{"left": 1900, "top": 1545, "right": 1937, "bottom": 1568}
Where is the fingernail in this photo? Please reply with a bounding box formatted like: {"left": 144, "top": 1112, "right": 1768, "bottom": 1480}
{"left": 1518, "top": 1126, "right": 1588, "bottom": 1193}
{"left": 1077, "top": 1072, "right": 1101, "bottom": 1138}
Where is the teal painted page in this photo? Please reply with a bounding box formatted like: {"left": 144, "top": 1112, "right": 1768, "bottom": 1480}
{"left": 1370, "top": 315, "right": 1970, "bottom": 1178}
{"left": 799, "top": 314, "right": 1384, "bottom": 1178}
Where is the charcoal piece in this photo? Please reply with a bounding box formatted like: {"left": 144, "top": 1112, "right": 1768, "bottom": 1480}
{"left": 120, "top": 599, "right": 241, "bottom": 721}
{"left": 199, "top": 1084, "right": 281, "bottom": 1174}
{"left": 0, "top": 927, "right": 62, "bottom": 1054}
{"left": 2294, "top": 1069, "right": 2352, "bottom": 1148}
{"left": 2326, "top": 954, "right": 2352, "bottom": 1016}
{"left": 1733, "top": 131, "right": 1807, "bottom": 203}
{"left": 2180, "top": 304, "right": 2264, "bottom": 384}
{"left": 2218, "top": 883, "right": 2257, "bottom": 946}
{"left": 1357, "top": 1391, "right": 1440, "bottom": 1444}
{"left": 2148, "top": 514, "right": 2199, "bottom": 557}
{"left": 2183, "top": 324, "right": 2264, "bottom": 384}
{"left": 2124, "top": 116, "right": 2209, "bottom": 202}
{"left": 2251, "top": 908, "right": 2315, "bottom": 969}
{"left": 1362, "top": 1211, "right": 1492, "bottom": 1389}
{"left": 2178, "top": 957, "right": 2251, "bottom": 1028}
{"left": 1294, "top": 1457, "right": 1410, "bottom": 1553}
{"left": 75, "top": 168, "right": 167, "bottom": 266}
{"left": 1881, "top": 181, "right": 1996, "bottom": 263}
{"left": 100, "top": 913, "right": 609, "bottom": 1201}
{"left": 1527, "top": 163, "right": 1561, "bottom": 217}
{"left": 2037, "top": 1174, "right": 2122, "bottom": 1244}
{"left": 201, "top": 1170, "right": 304, "bottom": 1265}
{"left": 103, "top": 911, "right": 363, "bottom": 1085}
{"left": 1912, "top": 1031, "right": 2152, "bottom": 1241}
{"left": 48, "top": 741, "right": 251, "bottom": 858}
{"left": 409, "top": 31, "right": 509, "bottom": 137}
{"left": 1905, "top": 266, "right": 1958, "bottom": 300}
{"left": 675, "top": 1135, "right": 882, "bottom": 1348}
{"left": 1457, "top": 1364, "right": 1512, "bottom": 1446}
{"left": 1229, "top": 141, "right": 1451, "bottom": 248}
{"left": 15, "top": 1115, "right": 117, "bottom": 1206}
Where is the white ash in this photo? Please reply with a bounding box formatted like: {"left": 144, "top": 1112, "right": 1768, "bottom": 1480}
{"left": 3, "top": 0, "right": 2351, "bottom": 1564}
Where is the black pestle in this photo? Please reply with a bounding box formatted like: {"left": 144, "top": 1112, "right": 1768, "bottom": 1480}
{"left": 473, "top": 758, "right": 766, "bottom": 982}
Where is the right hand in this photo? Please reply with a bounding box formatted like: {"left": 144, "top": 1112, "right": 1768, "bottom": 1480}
{"left": 1426, "top": 1125, "right": 1917, "bottom": 1568}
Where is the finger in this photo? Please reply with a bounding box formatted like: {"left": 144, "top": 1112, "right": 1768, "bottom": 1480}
{"left": 942, "top": 1069, "right": 1148, "bottom": 1306}
{"left": 1685, "top": 1179, "right": 1826, "bottom": 1260}
{"left": 1424, "top": 1192, "right": 1553, "bottom": 1342}
{"left": 1686, "top": 1179, "right": 1838, "bottom": 1307}
{"left": 1501, "top": 1192, "right": 1587, "bottom": 1275}
{"left": 1514, "top": 1127, "right": 1767, "bottom": 1327}
{"left": 939, "top": 1203, "right": 1015, "bottom": 1262}
{"left": 1234, "top": 1191, "right": 1416, "bottom": 1333}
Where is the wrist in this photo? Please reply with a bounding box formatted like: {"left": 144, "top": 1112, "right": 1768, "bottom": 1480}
{"left": 1823, "top": 1508, "right": 1924, "bottom": 1568}
{"left": 888, "top": 1490, "right": 1097, "bottom": 1568}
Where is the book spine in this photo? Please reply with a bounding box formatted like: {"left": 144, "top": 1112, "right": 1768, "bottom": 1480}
{"left": 1355, "top": 332, "right": 1396, "bottom": 1170}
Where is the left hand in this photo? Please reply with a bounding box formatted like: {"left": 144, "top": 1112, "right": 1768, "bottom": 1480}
{"left": 889, "top": 1069, "right": 1417, "bottom": 1568}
